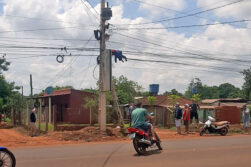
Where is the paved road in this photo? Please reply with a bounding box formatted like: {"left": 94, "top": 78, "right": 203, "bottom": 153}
{"left": 13, "top": 135, "right": 251, "bottom": 167}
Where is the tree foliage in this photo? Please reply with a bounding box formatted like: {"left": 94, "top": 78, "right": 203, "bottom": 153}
{"left": 191, "top": 94, "right": 201, "bottom": 103}
{"left": 242, "top": 67, "right": 251, "bottom": 100}
{"left": 113, "top": 75, "right": 142, "bottom": 104}
{"left": 0, "top": 56, "right": 10, "bottom": 74}
{"left": 184, "top": 78, "right": 242, "bottom": 100}
{"left": 164, "top": 89, "right": 183, "bottom": 97}
{"left": 168, "top": 94, "right": 181, "bottom": 109}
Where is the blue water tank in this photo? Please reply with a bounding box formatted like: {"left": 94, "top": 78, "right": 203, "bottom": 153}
{"left": 149, "top": 84, "right": 159, "bottom": 95}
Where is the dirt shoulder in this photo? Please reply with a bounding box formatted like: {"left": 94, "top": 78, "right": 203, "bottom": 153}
{"left": 0, "top": 126, "right": 248, "bottom": 149}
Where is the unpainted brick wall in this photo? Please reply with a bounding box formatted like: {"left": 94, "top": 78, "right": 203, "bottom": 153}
{"left": 215, "top": 106, "right": 241, "bottom": 124}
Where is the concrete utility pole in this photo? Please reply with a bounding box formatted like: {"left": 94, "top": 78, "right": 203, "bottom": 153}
{"left": 29, "top": 74, "right": 33, "bottom": 125}
{"left": 99, "top": 0, "right": 107, "bottom": 132}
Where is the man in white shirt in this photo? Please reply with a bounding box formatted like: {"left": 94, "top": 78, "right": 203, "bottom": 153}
{"left": 243, "top": 105, "right": 250, "bottom": 134}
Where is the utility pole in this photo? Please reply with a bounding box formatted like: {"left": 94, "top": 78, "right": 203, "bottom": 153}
{"left": 29, "top": 74, "right": 33, "bottom": 126}
{"left": 99, "top": 0, "right": 107, "bottom": 132}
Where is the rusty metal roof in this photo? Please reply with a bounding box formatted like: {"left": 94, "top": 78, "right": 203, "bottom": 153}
{"left": 141, "top": 95, "right": 192, "bottom": 107}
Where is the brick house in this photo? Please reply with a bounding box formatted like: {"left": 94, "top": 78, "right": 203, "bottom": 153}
{"left": 42, "top": 88, "right": 96, "bottom": 124}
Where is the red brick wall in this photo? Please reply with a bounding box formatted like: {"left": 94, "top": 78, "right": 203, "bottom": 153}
{"left": 67, "top": 90, "right": 95, "bottom": 124}
{"left": 215, "top": 106, "right": 241, "bottom": 124}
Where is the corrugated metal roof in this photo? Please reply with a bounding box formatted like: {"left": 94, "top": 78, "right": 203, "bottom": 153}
{"left": 201, "top": 99, "right": 220, "bottom": 104}
{"left": 141, "top": 95, "right": 192, "bottom": 107}
{"left": 43, "top": 88, "right": 72, "bottom": 97}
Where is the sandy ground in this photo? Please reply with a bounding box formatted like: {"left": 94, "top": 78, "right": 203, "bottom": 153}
{"left": 0, "top": 126, "right": 247, "bottom": 148}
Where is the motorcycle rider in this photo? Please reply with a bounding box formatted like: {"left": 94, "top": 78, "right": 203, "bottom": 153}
{"left": 131, "top": 101, "right": 156, "bottom": 140}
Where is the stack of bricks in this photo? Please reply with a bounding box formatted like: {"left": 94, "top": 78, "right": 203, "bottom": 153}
{"left": 215, "top": 106, "right": 241, "bottom": 124}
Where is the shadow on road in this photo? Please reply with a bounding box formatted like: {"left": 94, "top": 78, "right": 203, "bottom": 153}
{"left": 133, "top": 149, "right": 162, "bottom": 157}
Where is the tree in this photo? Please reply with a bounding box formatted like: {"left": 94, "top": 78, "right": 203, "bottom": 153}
{"left": 0, "top": 56, "right": 10, "bottom": 74}
{"left": 242, "top": 67, "right": 251, "bottom": 100}
{"left": 164, "top": 89, "right": 183, "bottom": 97}
{"left": 113, "top": 75, "right": 143, "bottom": 104}
{"left": 83, "top": 96, "right": 98, "bottom": 126}
{"left": 184, "top": 78, "right": 203, "bottom": 99}
{"left": 54, "top": 85, "right": 73, "bottom": 90}
{"left": 147, "top": 96, "right": 156, "bottom": 112}
{"left": 191, "top": 94, "right": 201, "bottom": 103}
{"left": 218, "top": 83, "right": 241, "bottom": 98}
{"left": 168, "top": 95, "right": 180, "bottom": 110}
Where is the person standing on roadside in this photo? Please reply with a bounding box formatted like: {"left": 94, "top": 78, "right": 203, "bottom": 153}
{"left": 128, "top": 103, "right": 136, "bottom": 127}
{"left": 174, "top": 102, "right": 182, "bottom": 135}
{"left": 242, "top": 105, "right": 250, "bottom": 134}
{"left": 190, "top": 100, "right": 200, "bottom": 126}
{"left": 30, "top": 108, "right": 37, "bottom": 137}
{"left": 183, "top": 104, "right": 190, "bottom": 134}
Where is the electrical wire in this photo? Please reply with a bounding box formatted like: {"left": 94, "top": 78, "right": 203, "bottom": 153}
{"left": 131, "top": 0, "right": 244, "bottom": 27}
{"left": 126, "top": 57, "right": 241, "bottom": 73}
{"left": 44, "top": 34, "right": 97, "bottom": 88}
{"left": 80, "top": 0, "right": 99, "bottom": 24}
{"left": 0, "top": 25, "right": 95, "bottom": 34}
{"left": 112, "top": 19, "right": 250, "bottom": 30}
{"left": 114, "top": 0, "right": 245, "bottom": 26}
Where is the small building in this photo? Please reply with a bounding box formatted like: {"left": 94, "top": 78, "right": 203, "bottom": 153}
{"left": 200, "top": 98, "right": 247, "bottom": 124}
{"left": 42, "top": 88, "right": 96, "bottom": 124}
{"left": 140, "top": 95, "right": 192, "bottom": 127}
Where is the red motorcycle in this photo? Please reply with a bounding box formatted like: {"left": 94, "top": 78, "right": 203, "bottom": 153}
{"left": 128, "top": 127, "right": 162, "bottom": 155}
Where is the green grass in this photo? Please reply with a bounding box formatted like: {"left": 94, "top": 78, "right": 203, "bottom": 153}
{"left": 57, "top": 124, "right": 89, "bottom": 127}
{"left": 124, "top": 124, "right": 130, "bottom": 128}
{"left": 36, "top": 123, "right": 54, "bottom": 131}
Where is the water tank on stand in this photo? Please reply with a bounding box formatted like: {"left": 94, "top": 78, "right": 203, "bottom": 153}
{"left": 149, "top": 84, "right": 159, "bottom": 96}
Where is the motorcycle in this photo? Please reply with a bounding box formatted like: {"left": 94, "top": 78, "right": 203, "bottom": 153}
{"left": 200, "top": 116, "right": 230, "bottom": 136}
{"left": 128, "top": 113, "right": 162, "bottom": 155}
{"left": 0, "top": 147, "right": 16, "bottom": 167}
{"left": 128, "top": 127, "right": 162, "bottom": 155}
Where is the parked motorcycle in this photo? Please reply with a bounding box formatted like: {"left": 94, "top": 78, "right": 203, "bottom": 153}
{"left": 0, "top": 147, "right": 16, "bottom": 167}
{"left": 200, "top": 116, "right": 230, "bottom": 136}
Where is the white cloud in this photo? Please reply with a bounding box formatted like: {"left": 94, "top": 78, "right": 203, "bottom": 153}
{"left": 197, "top": 0, "right": 251, "bottom": 20}
{"left": 1, "top": 0, "right": 250, "bottom": 96}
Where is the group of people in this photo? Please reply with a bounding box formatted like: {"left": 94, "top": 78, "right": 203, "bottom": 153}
{"left": 174, "top": 101, "right": 200, "bottom": 135}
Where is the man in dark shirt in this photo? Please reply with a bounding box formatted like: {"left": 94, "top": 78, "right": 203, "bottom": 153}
{"left": 190, "top": 100, "right": 200, "bottom": 125}
{"left": 30, "top": 108, "right": 37, "bottom": 137}
{"left": 174, "top": 102, "right": 182, "bottom": 134}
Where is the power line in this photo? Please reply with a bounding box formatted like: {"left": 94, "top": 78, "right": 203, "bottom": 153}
{"left": 126, "top": 57, "right": 242, "bottom": 73}
{"left": 113, "top": 31, "right": 251, "bottom": 64}
{"left": 132, "top": 0, "right": 243, "bottom": 27}
{"left": 80, "top": 0, "right": 99, "bottom": 24}
{"left": 44, "top": 34, "right": 96, "bottom": 87}
{"left": 0, "top": 25, "right": 95, "bottom": 34}
{"left": 85, "top": 0, "right": 99, "bottom": 17}
{"left": 3, "top": 14, "right": 97, "bottom": 26}
{"left": 112, "top": 19, "right": 250, "bottom": 30}
{"left": 123, "top": 50, "right": 251, "bottom": 65}
{"left": 5, "top": 54, "right": 98, "bottom": 60}
{"left": 114, "top": 0, "right": 245, "bottom": 26}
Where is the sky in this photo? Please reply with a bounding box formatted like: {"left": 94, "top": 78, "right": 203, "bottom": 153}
{"left": 0, "top": 0, "right": 251, "bottom": 95}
